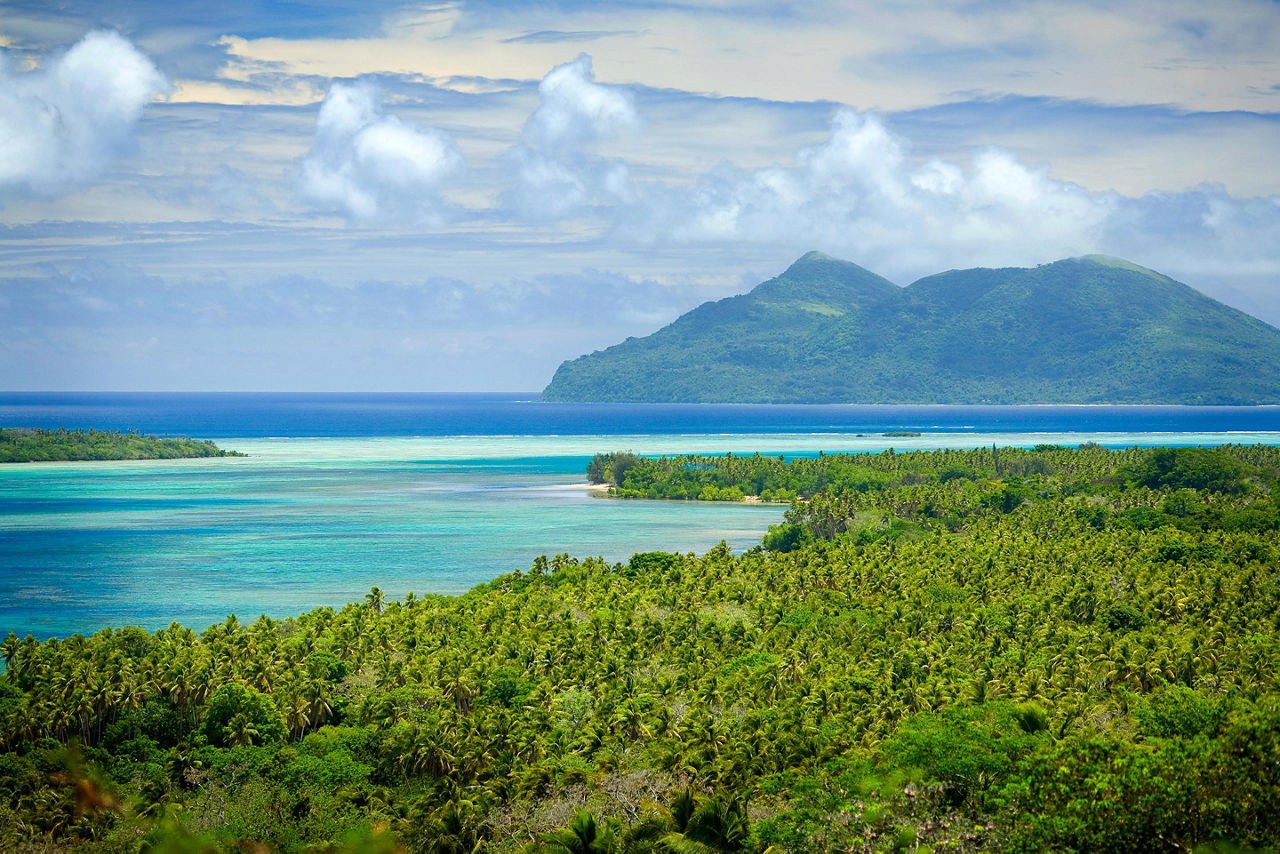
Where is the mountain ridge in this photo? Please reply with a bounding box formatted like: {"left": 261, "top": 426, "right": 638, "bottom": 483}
{"left": 541, "top": 253, "right": 1280, "bottom": 404}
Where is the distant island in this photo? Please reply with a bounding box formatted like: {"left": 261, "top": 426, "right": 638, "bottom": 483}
{"left": 0, "top": 427, "right": 242, "bottom": 463}
{"left": 542, "top": 252, "right": 1280, "bottom": 404}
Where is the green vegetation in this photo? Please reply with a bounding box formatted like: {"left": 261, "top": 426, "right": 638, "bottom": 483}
{"left": 541, "top": 252, "right": 1280, "bottom": 403}
{"left": 0, "top": 428, "right": 242, "bottom": 463}
{"left": 3, "top": 444, "right": 1280, "bottom": 851}
{"left": 589, "top": 450, "right": 899, "bottom": 501}
{"left": 586, "top": 451, "right": 641, "bottom": 488}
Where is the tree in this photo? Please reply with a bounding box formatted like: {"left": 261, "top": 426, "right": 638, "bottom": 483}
{"left": 2, "top": 633, "right": 20, "bottom": 672}
{"left": 223, "top": 712, "right": 260, "bottom": 748}
{"left": 404, "top": 797, "right": 488, "bottom": 854}
{"left": 1123, "top": 446, "right": 1252, "bottom": 494}
{"left": 200, "top": 684, "right": 286, "bottom": 747}
{"left": 536, "top": 810, "right": 620, "bottom": 853}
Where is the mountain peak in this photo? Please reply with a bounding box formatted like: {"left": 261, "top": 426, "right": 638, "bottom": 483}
{"left": 754, "top": 251, "right": 902, "bottom": 315}
{"left": 780, "top": 250, "right": 872, "bottom": 280}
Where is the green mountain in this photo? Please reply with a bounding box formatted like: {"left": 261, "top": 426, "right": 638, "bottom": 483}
{"left": 541, "top": 252, "right": 1280, "bottom": 403}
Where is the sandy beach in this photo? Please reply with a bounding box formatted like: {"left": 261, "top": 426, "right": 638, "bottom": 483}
{"left": 546, "top": 482, "right": 613, "bottom": 495}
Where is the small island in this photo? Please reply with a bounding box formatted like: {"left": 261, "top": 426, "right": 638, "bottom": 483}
{"left": 0, "top": 427, "right": 243, "bottom": 463}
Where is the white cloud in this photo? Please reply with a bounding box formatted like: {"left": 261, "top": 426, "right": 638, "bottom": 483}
{"left": 505, "top": 54, "right": 637, "bottom": 219}
{"left": 1102, "top": 189, "right": 1280, "bottom": 283}
{"left": 598, "top": 103, "right": 1280, "bottom": 314}
{"left": 626, "top": 109, "right": 1112, "bottom": 279}
{"left": 624, "top": 105, "right": 1280, "bottom": 298}
{"left": 299, "top": 81, "right": 464, "bottom": 223}
{"left": 0, "top": 31, "right": 168, "bottom": 196}
{"left": 297, "top": 64, "right": 1280, "bottom": 312}
{"left": 522, "top": 53, "right": 637, "bottom": 152}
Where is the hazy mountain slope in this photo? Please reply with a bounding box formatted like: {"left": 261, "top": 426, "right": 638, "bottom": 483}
{"left": 540, "top": 253, "right": 1280, "bottom": 403}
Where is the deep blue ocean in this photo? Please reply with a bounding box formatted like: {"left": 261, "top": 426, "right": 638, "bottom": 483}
{"left": 3, "top": 393, "right": 1279, "bottom": 641}
{"left": 5, "top": 391, "right": 1280, "bottom": 437}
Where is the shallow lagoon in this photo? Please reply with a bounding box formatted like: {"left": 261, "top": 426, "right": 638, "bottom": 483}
{"left": 1, "top": 438, "right": 786, "bottom": 640}
{"left": 4, "top": 402, "right": 1280, "bottom": 640}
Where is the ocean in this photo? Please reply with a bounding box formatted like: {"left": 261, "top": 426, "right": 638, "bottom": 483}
{"left": 3, "top": 392, "right": 1279, "bottom": 640}
{"left": 5, "top": 392, "right": 1280, "bottom": 437}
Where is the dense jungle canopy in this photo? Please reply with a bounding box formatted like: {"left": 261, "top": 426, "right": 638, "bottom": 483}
{"left": 2, "top": 443, "right": 1279, "bottom": 852}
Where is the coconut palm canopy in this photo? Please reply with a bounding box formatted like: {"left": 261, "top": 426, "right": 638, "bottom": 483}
{"left": 2, "top": 443, "right": 1279, "bottom": 850}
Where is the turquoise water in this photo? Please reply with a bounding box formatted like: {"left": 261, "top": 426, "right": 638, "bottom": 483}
{"left": 5, "top": 428, "right": 1280, "bottom": 640}
{"left": 1, "top": 437, "right": 786, "bottom": 640}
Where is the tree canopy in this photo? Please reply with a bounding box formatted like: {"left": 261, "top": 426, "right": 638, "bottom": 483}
{"left": 0, "top": 427, "right": 242, "bottom": 463}
{"left": 2, "top": 443, "right": 1278, "bottom": 851}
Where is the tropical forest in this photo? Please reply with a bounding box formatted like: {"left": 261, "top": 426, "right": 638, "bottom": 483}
{"left": 0, "top": 429, "right": 241, "bottom": 463}
{"left": 2, "top": 443, "right": 1279, "bottom": 852}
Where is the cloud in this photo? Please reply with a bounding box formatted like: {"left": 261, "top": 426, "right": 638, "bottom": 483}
{"left": 1101, "top": 188, "right": 1280, "bottom": 282}
{"left": 523, "top": 53, "right": 637, "bottom": 156}
{"left": 594, "top": 100, "right": 1280, "bottom": 298}
{"left": 0, "top": 259, "right": 711, "bottom": 390}
{"left": 504, "top": 54, "right": 638, "bottom": 219}
{"left": 299, "top": 81, "right": 464, "bottom": 223}
{"left": 2, "top": 259, "right": 702, "bottom": 332}
{"left": 622, "top": 108, "right": 1111, "bottom": 279}
{"left": 500, "top": 30, "right": 644, "bottom": 44}
{"left": 886, "top": 95, "right": 1280, "bottom": 198}
{"left": 0, "top": 30, "right": 168, "bottom": 196}
{"left": 207, "top": 167, "right": 276, "bottom": 215}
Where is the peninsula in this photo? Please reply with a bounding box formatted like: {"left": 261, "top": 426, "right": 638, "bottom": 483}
{"left": 0, "top": 427, "right": 242, "bottom": 463}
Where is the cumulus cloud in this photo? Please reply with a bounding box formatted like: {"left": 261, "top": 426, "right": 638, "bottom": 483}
{"left": 622, "top": 109, "right": 1113, "bottom": 279}
{"left": 523, "top": 54, "right": 637, "bottom": 151}
{"left": 615, "top": 106, "right": 1280, "bottom": 295}
{"left": 505, "top": 54, "right": 638, "bottom": 219}
{"left": 299, "top": 81, "right": 464, "bottom": 223}
{"left": 281, "top": 54, "right": 1280, "bottom": 305}
{"left": 0, "top": 31, "right": 168, "bottom": 196}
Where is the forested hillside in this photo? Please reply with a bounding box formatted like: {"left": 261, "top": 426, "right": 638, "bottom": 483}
{"left": 542, "top": 252, "right": 1280, "bottom": 403}
{"left": 2, "top": 444, "right": 1279, "bottom": 852}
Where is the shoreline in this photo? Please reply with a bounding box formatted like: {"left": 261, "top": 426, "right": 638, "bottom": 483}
{"left": 545, "top": 482, "right": 613, "bottom": 496}
{"left": 558, "top": 482, "right": 790, "bottom": 505}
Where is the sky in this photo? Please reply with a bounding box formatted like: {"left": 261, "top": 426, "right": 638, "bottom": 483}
{"left": 1, "top": 0, "right": 1279, "bottom": 391}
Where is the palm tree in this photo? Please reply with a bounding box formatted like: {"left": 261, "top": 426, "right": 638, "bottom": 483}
{"left": 304, "top": 679, "right": 334, "bottom": 730}
{"left": 625, "top": 789, "right": 750, "bottom": 854}
{"left": 285, "top": 694, "right": 310, "bottom": 740}
{"left": 536, "top": 810, "right": 619, "bottom": 853}
{"left": 223, "top": 712, "right": 259, "bottom": 747}
{"left": 408, "top": 797, "right": 488, "bottom": 854}
{"left": 610, "top": 700, "right": 651, "bottom": 741}
{"left": 2, "top": 632, "right": 20, "bottom": 673}
{"left": 442, "top": 662, "right": 478, "bottom": 715}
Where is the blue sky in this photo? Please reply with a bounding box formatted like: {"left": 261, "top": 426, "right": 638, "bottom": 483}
{"left": 2, "top": 0, "right": 1279, "bottom": 390}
